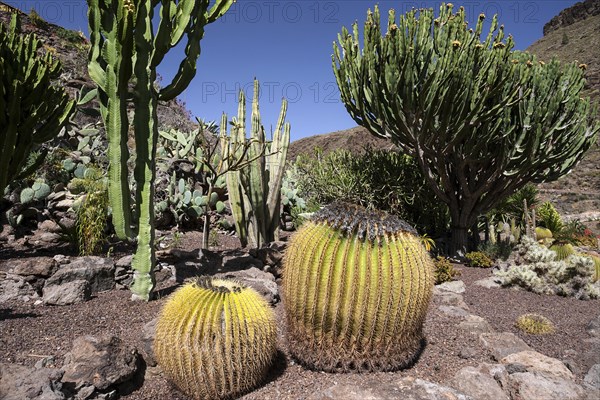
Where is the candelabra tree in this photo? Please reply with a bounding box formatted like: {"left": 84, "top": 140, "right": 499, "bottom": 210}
{"left": 87, "top": 0, "right": 234, "bottom": 300}
{"left": 333, "top": 3, "right": 599, "bottom": 254}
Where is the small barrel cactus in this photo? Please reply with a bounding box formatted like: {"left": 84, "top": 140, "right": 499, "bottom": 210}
{"left": 550, "top": 243, "right": 576, "bottom": 260}
{"left": 515, "top": 313, "right": 555, "bottom": 335}
{"left": 535, "top": 227, "right": 553, "bottom": 242}
{"left": 154, "top": 277, "right": 277, "bottom": 400}
{"left": 282, "top": 202, "right": 434, "bottom": 372}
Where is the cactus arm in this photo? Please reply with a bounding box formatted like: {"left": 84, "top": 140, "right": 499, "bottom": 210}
{"left": 158, "top": 0, "right": 235, "bottom": 100}
{"left": 129, "top": 0, "right": 158, "bottom": 301}
{"left": 264, "top": 98, "right": 290, "bottom": 241}
{"left": 0, "top": 85, "right": 22, "bottom": 192}
{"left": 244, "top": 81, "right": 268, "bottom": 246}
{"left": 86, "top": 0, "right": 134, "bottom": 240}
{"left": 226, "top": 93, "right": 249, "bottom": 247}
{"left": 157, "top": 18, "right": 205, "bottom": 101}
{"left": 206, "top": 0, "right": 236, "bottom": 22}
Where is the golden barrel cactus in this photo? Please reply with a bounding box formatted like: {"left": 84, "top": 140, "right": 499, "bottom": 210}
{"left": 154, "top": 277, "right": 276, "bottom": 400}
{"left": 282, "top": 202, "right": 434, "bottom": 372}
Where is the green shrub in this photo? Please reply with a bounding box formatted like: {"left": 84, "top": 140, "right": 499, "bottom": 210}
{"left": 294, "top": 147, "right": 449, "bottom": 237}
{"left": 465, "top": 251, "right": 493, "bottom": 268}
{"left": 74, "top": 166, "right": 108, "bottom": 255}
{"left": 478, "top": 241, "right": 513, "bottom": 261}
{"left": 434, "top": 256, "right": 460, "bottom": 284}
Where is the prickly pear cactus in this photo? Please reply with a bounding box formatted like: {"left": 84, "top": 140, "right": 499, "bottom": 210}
{"left": 282, "top": 202, "right": 434, "bottom": 372}
{"left": 154, "top": 277, "right": 277, "bottom": 400}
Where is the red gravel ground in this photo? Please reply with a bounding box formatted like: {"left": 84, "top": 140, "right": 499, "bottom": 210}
{"left": 1, "top": 231, "right": 598, "bottom": 399}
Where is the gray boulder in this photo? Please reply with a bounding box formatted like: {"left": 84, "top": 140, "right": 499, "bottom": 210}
{"left": 0, "top": 362, "right": 65, "bottom": 400}
{"left": 438, "top": 305, "right": 470, "bottom": 318}
{"left": 458, "top": 315, "right": 493, "bottom": 335}
{"left": 42, "top": 280, "right": 91, "bottom": 306}
{"left": 308, "top": 377, "right": 472, "bottom": 400}
{"left": 435, "top": 280, "right": 466, "bottom": 294}
{"left": 500, "top": 350, "right": 574, "bottom": 380}
{"left": 479, "top": 332, "right": 532, "bottom": 361}
{"left": 61, "top": 335, "right": 141, "bottom": 397}
{"left": 434, "top": 291, "right": 469, "bottom": 310}
{"left": 140, "top": 318, "right": 158, "bottom": 367}
{"left": 215, "top": 267, "right": 279, "bottom": 304}
{"left": 473, "top": 276, "right": 502, "bottom": 289}
{"left": 0, "top": 274, "right": 39, "bottom": 303}
{"left": 450, "top": 364, "right": 510, "bottom": 400}
{"left": 11, "top": 258, "right": 58, "bottom": 278}
{"left": 587, "top": 314, "right": 600, "bottom": 338}
{"left": 584, "top": 364, "right": 600, "bottom": 390}
{"left": 45, "top": 257, "right": 115, "bottom": 294}
{"left": 506, "top": 371, "right": 587, "bottom": 400}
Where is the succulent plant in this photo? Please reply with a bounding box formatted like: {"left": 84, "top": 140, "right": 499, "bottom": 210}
{"left": 515, "top": 313, "right": 555, "bottom": 335}
{"left": 19, "top": 180, "right": 51, "bottom": 204}
{"left": 550, "top": 243, "right": 576, "bottom": 261}
{"left": 495, "top": 237, "right": 600, "bottom": 300}
{"left": 0, "top": 13, "right": 75, "bottom": 195}
{"left": 154, "top": 277, "right": 276, "bottom": 400}
{"left": 434, "top": 256, "right": 460, "bottom": 285}
{"left": 87, "top": 0, "right": 236, "bottom": 300}
{"left": 282, "top": 202, "right": 434, "bottom": 372}
{"left": 465, "top": 251, "right": 494, "bottom": 268}
{"left": 223, "top": 79, "right": 291, "bottom": 248}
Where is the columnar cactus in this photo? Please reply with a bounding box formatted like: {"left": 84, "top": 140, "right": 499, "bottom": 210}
{"left": 282, "top": 202, "right": 434, "bottom": 372}
{"left": 154, "top": 277, "right": 277, "bottom": 400}
{"left": 87, "top": 0, "right": 234, "bottom": 300}
{"left": 223, "top": 79, "right": 291, "bottom": 248}
{"left": 333, "top": 3, "right": 599, "bottom": 254}
{"left": 0, "top": 13, "right": 74, "bottom": 194}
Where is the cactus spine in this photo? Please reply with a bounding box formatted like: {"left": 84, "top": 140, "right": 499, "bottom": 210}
{"left": 224, "top": 79, "right": 291, "bottom": 248}
{"left": 282, "top": 202, "right": 434, "bottom": 372}
{"left": 87, "top": 0, "right": 235, "bottom": 300}
{"left": 0, "top": 13, "right": 74, "bottom": 194}
{"left": 332, "top": 3, "right": 599, "bottom": 255}
{"left": 154, "top": 277, "right": 276, "bottom": 400}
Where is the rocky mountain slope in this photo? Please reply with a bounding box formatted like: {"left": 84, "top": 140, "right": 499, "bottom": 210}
{"left": 526, "top": 0, "right": 600, "bottom": 215}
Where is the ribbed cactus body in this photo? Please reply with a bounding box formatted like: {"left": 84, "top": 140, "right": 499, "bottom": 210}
{"left": 282, "top": 203, "right": 434, "bottom": 372}
{"left": 154, "top": 277, "right": 276, "bottom": 400}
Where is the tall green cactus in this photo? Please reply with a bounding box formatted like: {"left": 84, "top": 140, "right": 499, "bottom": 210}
{"left": 332, "top": 4, "right": 599, "bottom": 255}
{"left": 0, "top": 13, "right": 75, "bottom": 194}
{"left": 87, "top": 0, "right": 234, "bottom": 300}
{"left": 282, "top": 202, "right": 434, "bottom": 372}
{"left": 224, "top": 79, "right": 291, "bottom": 248}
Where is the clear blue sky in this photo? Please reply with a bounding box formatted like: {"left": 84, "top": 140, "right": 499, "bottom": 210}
{"left": 6, "top": 0, "right": 581, "bottom": 141}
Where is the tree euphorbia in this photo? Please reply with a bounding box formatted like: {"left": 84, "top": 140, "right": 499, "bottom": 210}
{"left": 333, "top": 3, "right": 599, "bottom": 254}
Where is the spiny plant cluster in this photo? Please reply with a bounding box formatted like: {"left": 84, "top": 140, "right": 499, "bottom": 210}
{"left": 434, "top": 256, "right": 460, "bottom": 284}
{"left": 282, "top": 202, "right": 434, "bottom": 372}
{"left": 494, "top": 236, "right": 600, "bottom": 299}
{"left": 154, "top": 277, "right": 276, "bottom": 399}
{"left": 515, "top": 313, "right": 555, "bottom": 335}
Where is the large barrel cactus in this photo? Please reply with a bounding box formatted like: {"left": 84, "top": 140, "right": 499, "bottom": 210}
{"left": 154, "top": 277, "right": 277, "bottom": 399}
{"left": 282, "top": 202, "right": 434, "bottom": 372}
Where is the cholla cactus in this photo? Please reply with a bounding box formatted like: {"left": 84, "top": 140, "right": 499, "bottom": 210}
{"left": 495, "top": 237, "right": 599, "bottom": 299}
